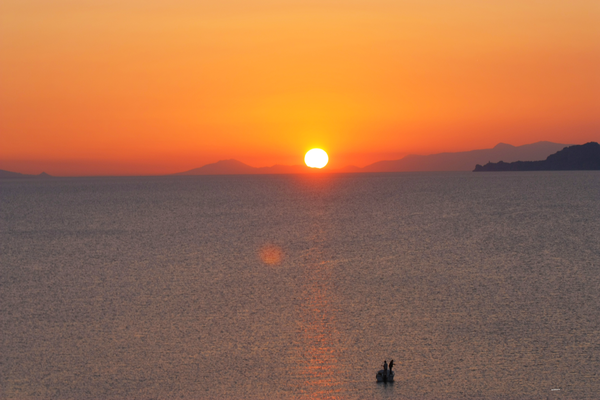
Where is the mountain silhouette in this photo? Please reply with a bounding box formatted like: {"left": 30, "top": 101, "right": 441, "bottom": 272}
{"left": 175, "top": 141, "right": 571, "bottom": 175}
{"left": 3, "top": 141, "right": 579, "bottom": 177}
{"left": 175, "top": 160, "right": 321, "bottom": 175}
{"left": 474, "top": 142, "right": 600, "bottom": 171}
{"left": 0, "top": 169, "right": 52, "bottom": 179}
{"left": 175, "top": 160, "right": 365, "bottom": 175}
{"left": 175, "top": 159, "right": 258, "bottom": 175}
{"left": 361, "top": 141, "right": 570, "bottom": 172}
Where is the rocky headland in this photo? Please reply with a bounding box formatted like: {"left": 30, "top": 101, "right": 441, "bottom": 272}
{"left": 473, "top": 142, "right": 600, "bottom": 171}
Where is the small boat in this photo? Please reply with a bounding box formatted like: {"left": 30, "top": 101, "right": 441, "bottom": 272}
{"left": 376, "top": 369, "right": 394, "bottom": 383}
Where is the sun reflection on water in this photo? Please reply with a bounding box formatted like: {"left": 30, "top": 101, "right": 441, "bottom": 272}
{"left": 295, "top": 239, "right": 344, "bottom": 399}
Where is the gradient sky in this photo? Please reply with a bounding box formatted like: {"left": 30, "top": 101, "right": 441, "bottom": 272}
{"left": 1, "top": 0, "right": 599, "bottom": 175}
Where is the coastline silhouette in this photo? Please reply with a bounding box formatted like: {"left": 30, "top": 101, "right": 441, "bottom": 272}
{"left": 173, "top": 141, "right": 571, "bottom": 176}
{"left": 4, "top": 141, "right": 595, "bottom": 178}
{"left": 474, "top": 142, "right": 600, "bottom": 171}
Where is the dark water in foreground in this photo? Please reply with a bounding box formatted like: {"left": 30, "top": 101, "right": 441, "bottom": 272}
{"left": 1, "top": 172, "right": 599, "bottom": 399}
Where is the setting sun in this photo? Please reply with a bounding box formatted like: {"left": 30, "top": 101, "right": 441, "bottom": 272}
{"left": 305, "top": 149, "right": 329, "bottom": 169}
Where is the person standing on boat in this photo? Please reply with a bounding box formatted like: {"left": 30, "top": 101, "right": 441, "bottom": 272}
{"left": 389, "top": 359, "right": 394, "bottom": 373}
{"left": 383, "top": 360, "right": 388, "bottom": 374}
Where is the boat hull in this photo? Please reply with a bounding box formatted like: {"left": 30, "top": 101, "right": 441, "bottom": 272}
{"left": 376, "top": 370, "right": 394, "bottom": 382}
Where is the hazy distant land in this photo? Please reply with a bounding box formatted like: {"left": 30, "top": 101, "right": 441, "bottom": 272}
{"left": 173, "top": 159, "right": 328, "bottom": 176}
{"left": 4, "top": 141, "right": 592, "bottom": 178}
{"left": 175, "top": 141, "right": 570, "bottom": 175}
{"left": 0, "top": 170, "right": 52, "bottom": 179}
{"left": 474, "top": 142, "right": 600, "bottom": 171}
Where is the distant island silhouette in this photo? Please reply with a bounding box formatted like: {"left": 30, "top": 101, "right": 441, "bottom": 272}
{"left": 473, "top": 142, "right": 600, "bottom": 171}
{"left": 3, "top": 141, "right": 593, "bottom": 177}
{"left": 0, "top": 170, "right": 52, "bottom": 179}
{"left": 175, "top": 141, "right": 571, "bottom": 175}
{"left": 173, "top": 159, "right": 363, "bottom": 175}
{"left": 175, "top": 159, "right": 322, "bottom": 175}
{"left": 361, "top": 141, "right": 570, "bottom": 173}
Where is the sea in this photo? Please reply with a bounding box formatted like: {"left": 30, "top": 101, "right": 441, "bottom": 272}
{"left": 1, "top": 171, "right": 599, "bottom": 400}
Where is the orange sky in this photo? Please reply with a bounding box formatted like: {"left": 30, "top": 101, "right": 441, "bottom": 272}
{"left": 1, "top": 0, "right": 599, "bottom": 176}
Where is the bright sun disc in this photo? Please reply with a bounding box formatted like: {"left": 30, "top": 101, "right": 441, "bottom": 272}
{"left": 305, "top": 148, "right": 329, "bottom": 168}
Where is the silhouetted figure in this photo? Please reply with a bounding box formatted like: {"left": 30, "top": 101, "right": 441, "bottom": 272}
{"left": 383, "top": 360, "right": 388, "bottom": 374}
{"left": 389, "top": 359, "right": 394, "bottom": 372}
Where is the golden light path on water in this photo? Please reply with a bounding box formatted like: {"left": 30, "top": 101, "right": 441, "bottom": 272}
{"left": 258, "top": 195, "right": 343, "bottom": 398}
{"left": 297, "top": 258, "right": 342, "bottom": 400}
{"left": 295, "top": 218, "right": 343, "bottom": 399}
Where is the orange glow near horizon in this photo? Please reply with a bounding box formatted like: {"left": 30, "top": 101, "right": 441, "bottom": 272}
{"left": 1, "top": 1, "right": 599, "bottom": 176}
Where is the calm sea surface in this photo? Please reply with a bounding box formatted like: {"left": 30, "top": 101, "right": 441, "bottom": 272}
{"left": 1, "top": 172, "right": 599, "bottom": 400}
